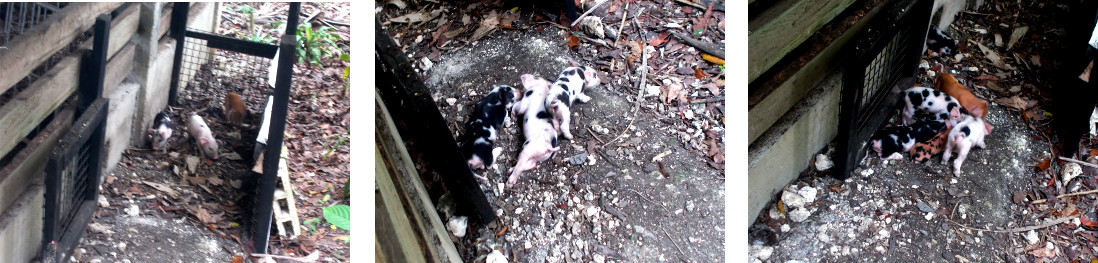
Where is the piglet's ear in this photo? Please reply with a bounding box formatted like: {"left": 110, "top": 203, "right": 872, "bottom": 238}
{"left": 200, "top": 138, "right": 209, "bottom": 144}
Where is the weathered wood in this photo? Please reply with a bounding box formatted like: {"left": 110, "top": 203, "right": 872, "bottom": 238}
{"left": 748, "top": 0, "right": 856, "bottom": 83}
{"left": 0, "top": 2, "right": 122, "bottom": 96}
{"left": 748, "top": 0, "right": 884, "bottom": 144}
{"left": 0, "top": 55, "right": 80, "bottom": 159}
{"left": 748, "top": 73, "right": 841, "bottom": 226}
{"left": 0, "top": 107, "right": 73, "bottom": 215}
{"left": 103, "top": 44, "right": 136, "bottom": 97}
{"left": 375, "top": 146, "right": 429, "bottom": 263}
{"left": 376, "top": 91, "right": 462, "bottom": 263}
{"left": 78, "top": 3, "right": 139, "bottom": 60}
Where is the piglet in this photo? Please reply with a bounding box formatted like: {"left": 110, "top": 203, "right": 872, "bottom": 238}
{"left": 545, "top": 65, "right": 599, "bottom": 139}
{"left": 903, "top": 86, "right": 964, "bottom": 126}
{"left": 870, "top": 126, "right": 916, "bottom": 160}
{"left": 460, "top": 85, "right": 518, "bottom": 178}
{"left": 147, "top": 111, "right": 173, "bottom": 152}
{"left": 933, "top": 73, "right": 993, "bottom": 134}
{"left": 187, "top": 113, "right": 219, "bottom": 160}
{"left": 941, "top": 116, "right": 988, "bottom": 176}
{"left": 910, "top": 131, "right": 948, "bottom": 163}
{"left": 224, "top": 92, "right": 246, "bottom": 125}
{"left": 508, "top": 74, "right": 561, "bottom": 187}
{"left": 926, "top": 25, "right": 958, "bottom": 57}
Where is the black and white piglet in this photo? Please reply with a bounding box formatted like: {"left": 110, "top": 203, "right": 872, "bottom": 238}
{"left": 942, "top": 115, "right": 988, "bottom": 176}
{"left": 870, "top": 120, "right": 948, "bottom": 160}
{"left": 544, "top": 65, "right": 599, "bottom": 140}
{"left": 147, "top": 110, "right": 173, "bottom": 152}
{"left": 459, "top": 85, "right": 519, "bottom": 178}
{"left": 903, "top": 87, "right": 964, "bottom": 126}
{"left": 926, "top": 25, "right": 958, "bottom": 57}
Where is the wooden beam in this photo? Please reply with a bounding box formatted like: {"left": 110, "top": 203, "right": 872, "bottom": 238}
{"left": 0, "top": 2, "right": 122, "bottom": 96}
{"left": 375, "top": 146, "right": 428, "bottom": 263}
{"left": 748, "top": 0, "right": 884, "bottom": 144}
{"left": 0, "top": 55, "right": 80, "bottom": 160}
{"left": 376, "top": 91, "right": 462, "bottom": 262}
{"left": 0, "top": 106, "right": 73, "bottom": 215}
{"left": 748, "top": 0, "right": 856, "bottom": 83}
{"left": 103, "top": 44, "right": 136, "bottom": 97}
{"left": 78, "top": 3, "right": 139, "bottom": 60}
{"left": 748, "top": 73, "right": 841, "bottom": 226}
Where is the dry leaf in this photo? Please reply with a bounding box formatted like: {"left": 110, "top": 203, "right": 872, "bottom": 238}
{"left": 143, "top": 181, "right": 179, "bottom": 198}
{"left": 1081, "top": 215, "right": 1098, "bottom": 230}
{"left": 577, "top": 16, "right": 606, "bottom": 38}
{"left": 1089, "top": 149, "right": 1098, "bottom": 157}
{"left": 649, "top": 32, "right": 670, "bottom": 47}
{"left": 694, "top": 66, "right": 707, "bottom": 79}
{"left": 1035, "top": 158, "right": 1051, "bottom": 171}
{"left": 701, "top": 53, "right": 724, "bottom": 65}
{"left": 1028, "top": 248, "right": 1055, "bottom": 258}
{"left": 469, "top": 11, "right": 500, "bottom": 42}
{"left": 196, "top": 207, "right": 212, "bottom": 224}
{"left": 232, "top": 255, "right": 244, "bottom": 263}
{"left": 567, "top": 35, "right": 580, "bottom": 49}
{"left": 662, "top": 82, "right": 684, "bottom": 104}
{"left": 387, "top": 12, "right": 426, "bottom": 24}
{"left": 702, "top": 83, "right": 721, "bottom": 96}
{"left": 995, "top": 96, "right": 1029, "bottom": 110}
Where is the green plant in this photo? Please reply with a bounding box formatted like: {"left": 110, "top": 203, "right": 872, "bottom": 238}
{"left": 296, "top": 23, "right": 341, "bottom": 67}
{"left": 322, "top": 129, "right": 350, "bottom": 161}
{"left": 323, "top": 205, "right": 351, "bottom": 231}
{"left": 302, "top": 217, "right": 320, "bottom": 235}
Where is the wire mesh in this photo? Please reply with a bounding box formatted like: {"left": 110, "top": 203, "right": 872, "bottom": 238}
{"left": 0, "top": 2, "right": 68, "bottom": 46}
{"left": 179, "top": 27, "right": 274, "bottom": 95}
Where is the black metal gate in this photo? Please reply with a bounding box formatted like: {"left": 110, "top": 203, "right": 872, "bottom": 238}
{"left": 835, "top": 0, "right": 933, "bottom": 179}
{"left": 41, "top": 13, "right": 112, "bottom": 262}
{"left": 168, "top": 2, "right": 300, "bottom": 254}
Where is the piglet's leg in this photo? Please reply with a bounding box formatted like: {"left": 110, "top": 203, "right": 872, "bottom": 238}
{"left": 552, "top": 102, "right": 574, "bottom": 140}
{"left": 884, "top": 152, "right": 904, "bottom": 160}
{"left": 952, "top": 142, "right": 972, "bottom": 176}
{"left": 575, "top": 93, "right": 592, "bottom": 103}
{"left": 941, "top": 137, "right": 955, "bottom": 165}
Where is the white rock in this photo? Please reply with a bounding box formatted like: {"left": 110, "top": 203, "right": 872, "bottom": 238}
{"left": 125, "top": 204, "right": 139, "bottom": 216}
{"left": 515, "top": 207, "right": 524, "bottom": 215}
{"left": 797, "top": 186, "right": 818, "bottom": 204}
{"left": 185, "top": 156, "right": 200, "bottom": 174}
{"left": 815, "top": 154, "right": 834, "bottom": 171}
{"left": 585, "top": 206, "right": 599, "bottom": 218}
{"left": 789, "top": 207, "right": 811, "bottom": 222}
{"left": 447, "top": 216, "right": 468, "bottom": 237}
{"left": 1062, "top": 162, "right": 1082, "bottom": 184}
{"left": 975, "top": 28, "right": 988, "bottom": 34}
{"left": 594, "top": 254, "right": 606, "bottom": 263}
{"left": 1025, "top": 230, "right": 1039, "bottom": 244}
{"left": 861, "top": 168, "right": 874, "bottom": 176}
{"left": 924, "top": 212, "right": 934, "bottom": 220}
{"left": 646, "top": 85, "right": 661, "bottom": 97}
{"left": 919, "top": 60, "right": 930, "bottom": 69}
{"left": 749, "top": 245, "right": 774, "bottom": 260}
{"left": 420, "top": 57, "right": 433, "bottom": 71}
{"left": 446, "top": 98, "right": 458, "bottom": 106}
{"left": 486, "top": 249, "right": 508, "bottom": 263}
{"left": 781, "top": 186, "right": 808, "bottom": 208}
{"left": 98, "top": 195, "right": 109, "bottom": 208}
{"left": 781, "top": 224, "right": 790, "bottom": 232}
{"left": 118, "top": 242, "right": 127, "bottom": 252}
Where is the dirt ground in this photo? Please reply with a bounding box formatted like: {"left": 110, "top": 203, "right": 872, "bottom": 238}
{"left": 378, "top": 0, "right": 726, "bottom": 262}
{"left": 74, "top": 2, "right": 351, "bottom": 262}
{"left": 750, "top": 1, "right": 1098, "bottom": 262}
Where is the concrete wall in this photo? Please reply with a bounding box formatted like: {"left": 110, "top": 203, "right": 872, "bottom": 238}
{"left": 103, "top": 81, "right": 140, "bottom": 175}
{"left": 748, "top": 74, "right": 841, "bottom": 226}
{"left": 0, "top": 182, "right": 43, "bottom": 263}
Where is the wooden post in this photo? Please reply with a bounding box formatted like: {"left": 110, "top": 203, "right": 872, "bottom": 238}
{"left": 167, "top": 2, "right": 189, "bottom": 106}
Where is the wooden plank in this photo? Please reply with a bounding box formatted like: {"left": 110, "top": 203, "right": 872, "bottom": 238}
{"left": 103, "top": 44, "right": 136, "bottom": 97}
{"left": 376, "top": 91, "right": 462, "bottom": 262}
{"left": 375, "top": 146, "right": 428, "bottom": 263}
{"left": 78, "top": 3, "right": 139, "bottom": 60}
{"left": 0, "top": 55, "right": 81, "bottom": 159}
{"left": 748, "top": 73, "right": 841, "bottom": 226}
{"left": 748, "top": 0, "right": 856, "bottom": 83}
{"left": 748, "top": 0, "right": 884, "bottom": 144}
{"left": 158, "top": 5, "right": 173, "bottom": 40}
{"left": 0, "top": 107, "right": 73, "bottom": 215}
{"left": 0, "top": 2, "right": 122, "bottom": 96}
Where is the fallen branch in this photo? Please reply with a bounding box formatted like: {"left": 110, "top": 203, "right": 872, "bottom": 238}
{"left": 609, "top": 2, "right": 631, "bottom": 71}
{"left": 659, "top": 221, "right": 687, "bottom": 257}
{"left": 570, "top": 0, "right": 610, "bottom": 28}
{"left": 1031, "top": 189, "right": 1098, "bottom": 204}
{"left": 251, "top": 251, "right": 320, "bottom": 262}
{"left": 671, "top": 31, "right": 724, "bottom": 59}
{"left": 689, "top": 97, "right": 724, "bottom": 104}
{"left": 946, "top": 215, "right": 1078, "bottom": 233}
{"left": 1058, "top": 156, "right": 1098, "bottom": 169}
{"left": 674, "top": 0, "right": 705, "bottom": 9}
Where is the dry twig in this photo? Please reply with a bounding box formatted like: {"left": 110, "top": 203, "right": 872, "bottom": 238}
{"left": 570, "top": 0, "right": 610, "bottom": 27}
{"left": 1031, "top": 189, "right": 1098, "bottom": 204}
{"left": 1058, "top": 156, "right": 1098, "bottom": 169}
{"left": 946, "top": 215, "right": 1078, "bottom": 233}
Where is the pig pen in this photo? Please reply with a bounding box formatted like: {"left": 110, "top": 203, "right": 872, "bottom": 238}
{"left": 376, "top": 1, "right": 728, "bottom": 262}
{"left": 751, "top": 1, "right": 1098, "bottom": 262}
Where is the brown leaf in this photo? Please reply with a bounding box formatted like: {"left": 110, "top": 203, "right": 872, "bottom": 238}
{"left": 196, "top": 207, "right": 212, "bottom": 224}
{"left": 232, "top": 255, "right": 244, "bottom": 263}
{"left": 1081, "top": 215, "right": 1098, "bottom": 230}
{"left": 1028, "top": 247, "right": 1055, "bottom": 258}
{"left": 469, "top": 11, "right": 500, "bottom": 42}
{"left": 1013, "top": 190, "right": 1027, "bottom": 204}
{"left": 648, "top": 32, "right": 670, "bottom": 47}
{"left": 996, "top": 96, "right": 1029, "bottom": 110}
{"left": 1036, "top": 158, "right": 1051, "bottom": 171}
{"left": 662, "top": 82, "right": 684, "bottom": 104}
{"left": 1090, "top": 149, "right": 1098, "bottom": 158}
{"left": 702, "top": 83, "right": 721, "bottom": 96}
{"left": 706, "top": 139, "right": 719, "bottom": 157}
{"left": 567, "top": 35, "right": 580, "bottom": 49}
{"left": 143, "top": 181, "right": 179, "bottom": 198}
{"left": 694, "top": 66, "right": 707, "bottom": 79}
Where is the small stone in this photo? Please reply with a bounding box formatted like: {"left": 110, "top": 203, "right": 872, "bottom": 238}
{"left": 749, "top": 245, "right": 774, "bottom": 260}
{"left": 685, "top": 201, "right": 695, "bottom": 211}
{"left": 525, "top": 240, "right": 533, "bottom": 249}
{"left": 98, "top": 195, "right": 109, "bottom": 208}
{"left": 815, "top": 154, "right": 833, "bottom": 171}
{"left": 125, "top": 204, "right": 140, "bottom": 216}
{"left": 515, "top": 207, "right": 524, "bottom": 214}
{"left": 230, "top": 180, "right": 243, "bottom": 189}
{"left": 185, "top": 156, "right": 200, "bottom": 173}
{"left": 1063, "top": 163, "right": 1083, "bottom": 184}
{"left": 446, "top": 98, "right": 458, "bottom": 106}
{"left": 916, "top": 202, "right": 934, "bottom": 213}
{"left": 789, "top": 207, "right": 811, "bottom": 222}
{"left": 861, "top": 168, "right": 874, "bottom": 176}
{"left": 585, "top": 206, "right": 599, "bottom": 217}
{"left": 486, "top": 249, "right": 507, "bottom": 263}
{"left": 646, "top": 85, "right": 661, "bottom": 97}
{"left": 781, "top": 224, "right": 790, "bottom": 232}
{"left": 568, "top": 153, "right": 587, "bottom": 165}
{"left": 924, "top": 212, "right": 934, "bottom": 220}
{"left": 169, "top": 152, "right": 180, "bottom": 158}
{"left": 118, "top": 242, "right": 127, "bottom": 252}
{"left": 1025, "top": 230, "right": 1039, "bottom": 244}
{"left": 420, "top": 57, "right": 434, "bottom": 71}
{"left": 919, "top": 60, "right": 930, "bottom": 69}
{"left": 447, "top": 216, "right": 468, "bottom": 237}
{"left": 974, "top": 28, "right": 988, "bottom": 34}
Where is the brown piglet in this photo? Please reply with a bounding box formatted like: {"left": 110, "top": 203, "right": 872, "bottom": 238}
{"left": 933, "top": 73, "right": 992, "bottom": 133}
{"left": 224, "top": 92, "right": 246, "bottom": 124}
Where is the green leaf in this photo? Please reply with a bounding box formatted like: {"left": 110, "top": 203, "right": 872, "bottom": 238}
{"left": 322, "top": 194, "right": 331, "bottom": 203}
{"left": 323, "top": 205, "right": 351, "bottom": 231}
{"left": 340, "top": 53, "right": 350, "bottom": 62}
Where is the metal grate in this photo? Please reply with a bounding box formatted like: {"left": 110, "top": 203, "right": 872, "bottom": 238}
{"left": 835, "top": 0, "right": 933, "bottom": 179}
{"left": 0, "top": 2, "right": 69, "bottom": 45}
{"left": 42, "top": 98, "right": 108, "bottom": 263}
{"left": 178, "top": 27, "right": 274, "bottom": 93}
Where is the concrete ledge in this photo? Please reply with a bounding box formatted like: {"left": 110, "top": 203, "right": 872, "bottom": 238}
{"left": 104, "top": 81, "right": 139, "bottom": 175}
{"left": 0, "top": 181, "right": 44, "bottom": 263}
{"left": 748, "top": 72, "right": 841, "bottom": 226}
